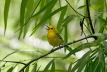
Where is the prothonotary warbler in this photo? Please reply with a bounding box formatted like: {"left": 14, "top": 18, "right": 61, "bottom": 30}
{"left": 46, "top": 25, "right": 64, "bottom": 47}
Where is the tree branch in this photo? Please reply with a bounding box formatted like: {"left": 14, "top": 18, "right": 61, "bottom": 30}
{"left": 0, "top": 60, "right": 26, "bottom": 65}
{"left": 19, "top": 35, "right": 95, "bottom": 72}
{"left": 65, "top": 0, "right": 88, "bottom": 18}
{"left": 86, "top": 0, "right": 97, "bottom": 40}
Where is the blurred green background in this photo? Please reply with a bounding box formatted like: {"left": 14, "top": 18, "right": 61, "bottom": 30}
{"left": 0, "top": 0, "right": 107, "bottom": 72}
{"left": 0, "top": 0, "right": 79, "bottom": 71}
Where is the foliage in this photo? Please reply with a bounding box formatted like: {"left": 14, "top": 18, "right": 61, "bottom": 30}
{"left": 1, "top": 0, "right": 107, "bottom": 72}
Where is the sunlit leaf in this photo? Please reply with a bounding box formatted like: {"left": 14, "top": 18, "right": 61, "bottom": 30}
{"left": 31, "top": 0, "right": 57, "bottom": 18}
{"left": 43, "top": 59, "right": 55, "bottom": 72}
{"left": 95, "top": 11, "right": 107, "bottom": 20}
{"left": 23, "top": 0, "right": 35, "bottom": 38}
{"left": 4, "top": 0, "right": 11, "bottom": 35}
{"left": 67, "top": 62, "right": 72, "bottom": 72}
{"left": 50, "top": 60, "right": 55, "bottom": 72}
{"left": 62, "top": 15, "right": 77, "bottom": 24}
{"left": 78, "top": 5, "right": 86, "bottom": 9}
{"left": 98, "top": 17, "right": 107, "bottom": 33}
{"left": 84, "top": 57, "right": 99, "bottom": 72}
{"left": 92, "top": 57, "right": 100, "bottom": 72}
{"left": 57, "top": 5, "right": 67, "bottom": 31}
{"left": 31, "top": 63, "right": 37, "bottom": 72}
{"left": 13, "top": 66, "right": 18, "bottom": 72}
{"left": 19, "top": 0, "right": 28, "bottom": 39}
{"left": 71, "top": 51, "right": 91, "bottom": 72}
{"left": 77, "top": 51, "right": 90, "bottom": 72}
{"left": 25, "top": 65, "right": 30, "bottom": 72}
{"left": 7, "top": 66, "right": 14, "bottom": 72}
{"left": 36, "top": 65, "right": 41, "bottom": 72}
{"left": 16, "top": 0, "right": 42, "bottom": 36}
{"left": 98, "top": 46, "right": 105, "bottom": 72}
{"left": 90, "top": 5, "right": 104, "bottom": 10}
{"left": 63, "top": 42, "right": 97, "bottom": 59}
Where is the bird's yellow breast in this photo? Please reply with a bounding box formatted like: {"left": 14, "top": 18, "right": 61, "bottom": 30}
{"left": 47, "top": 32, "right": 62, "bottom": 47}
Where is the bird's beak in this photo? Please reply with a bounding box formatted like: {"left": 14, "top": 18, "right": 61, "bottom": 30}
{"left": 46, "top": 25, "right": 50, "bottom": 30}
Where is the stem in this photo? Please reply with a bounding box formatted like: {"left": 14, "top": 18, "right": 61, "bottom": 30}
{"left": 65, "top": 0, "right": 87, "bottom": 18}
{"left": 86, "top": 0, "right": 97, "bottom": 40}
{"left": 0, "top": 60, "right": 26, "bottom": 65}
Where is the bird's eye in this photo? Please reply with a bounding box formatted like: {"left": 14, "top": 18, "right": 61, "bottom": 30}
{"left": 51, "top": 28, "right": 53, "bottom": 29}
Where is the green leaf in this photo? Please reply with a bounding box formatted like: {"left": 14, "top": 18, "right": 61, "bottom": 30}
{"left": 67, "top": 62, "right": 72, "bottom": 72}
{"left": 98, "top": 17, "right": 106, "bottom": 33}
{"left": 98, "top": 46, "right": 105, "bottom": 72}
{"left": 94, "top": 11, "right": 107, "bottom": 27}
{"left": 71, "top": 51, "right": 91, "bottom": 72}
{"left": 16, "top": 0, "right": 42, "bottom": 37}
{"left": 31, "top": 0, "right": 57, "bottom": 18}
{"left": 90, "top": 5, "right": 104, "bottom": 10}
{"left": 38, "top": 0, "right": 57, "bottom": 24}
{"left": 92, "top": 57, "right": 100, "bottom": 72}
{"left": 78, "top": 5, "right": 86, "bottom": 9}
{"left": 31, "top": 63, "right": 37, "bottom": 72}
{"left": 13, "top": 66, "right": 18, "bottom": 72}
{"left": 90, "top": 48, "right": 99, "bottom": 59}
{"left": 77, "top": 51, "right": 90, "bottom": 72}
{"left": 57, "top": 5, "right": 68, "bottom": 31}
{"left": 63, "top": 41, "right": 97, "bottom": 59}
{"left": 36, "top": 65, "right": 41, "bottom": 72}
{"left": 50, "top": 60, "right": 55, "bottom": 72}
{"left": 7, "top": 67, "right": 14, "bottom": 72}
{"left": 65, "top": 46, "right": 73, "bottom": 52}
{"left": 84, "top": 60, "right": 92, "bottom": 72}
{"left": 30, "top": 5, "right": 67, "bottom": 36}
{"left": 4, "top": 0, "right": 11, "bottom": 35}
{"left": 23, "top": 0, "right": 35, "bottom": 38}
{"left": 30, "top": 0, "right": 57, "bottom": 36}
{"left": 95, "top": 11, "right": 107, "bottom": 20}
{"left": 43, "top": 59, "right": 55, "bottom": 72}
{"left": 25, "top": 65, "right": 30, "bottom": 72}
{"left": 63, "top": 33, "right": 107, "bottom": 59}
{"left": 84, "top": 56, "right": 99, "bottom": 72}
{"left": 92, "top": 33, "right": 107, "bottom": 37}
{"left": 19, "top": 0, "right": 28, "bottom": 39}
{"left": 62, "top": 15, "right": 77, "bottom": 26}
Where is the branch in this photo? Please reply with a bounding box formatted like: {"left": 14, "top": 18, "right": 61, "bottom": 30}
{"left": 19, "top": 35, "right": 95, "bottom": 72}
{"left": 86, "top": 0, "right": 97, "bottom": 40}
{"left": 65, "top": 0, "right": 88, "bottom": 18}
{"left": 0, "top": 60, "right": 26, "bottom": 65}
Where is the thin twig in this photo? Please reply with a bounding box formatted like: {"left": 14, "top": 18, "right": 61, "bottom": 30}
{"left": 86, "top": 0, "right": 97, "bottom": 40}
{"left": 0, "top": 60, "right": 26, "bottom": 65}
{"left": 65, "top": 0, "right": 87, "bottom": 18}
{"left": 19, "top": 35, "right": 95, "bottom": 72}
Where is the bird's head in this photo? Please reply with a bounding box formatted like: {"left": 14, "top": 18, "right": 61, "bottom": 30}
{"left": 46, "top": 25, "right": 58, "bottom": 33}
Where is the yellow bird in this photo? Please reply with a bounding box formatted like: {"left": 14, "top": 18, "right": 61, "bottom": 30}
{"left": 46, "top": 25, "right": 64, "bottom": 47}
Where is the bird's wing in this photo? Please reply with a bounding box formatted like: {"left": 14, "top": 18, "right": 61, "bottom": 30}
{"left": 56, "top": 33, "right": 64, "bottom": 41}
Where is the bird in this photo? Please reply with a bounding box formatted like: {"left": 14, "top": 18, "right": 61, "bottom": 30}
{"left": 46, "top": 25, "right": 64, "bottom": 47}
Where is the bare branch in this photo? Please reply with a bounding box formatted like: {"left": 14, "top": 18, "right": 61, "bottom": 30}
{"left": 0, "top": 60, "right": 26, "bottom": 65}
{"left": 65, "top": 0, "right": 87, "bottom": 18}
{"left": 86, "top": 0, "right": 97, "bottom": 40}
